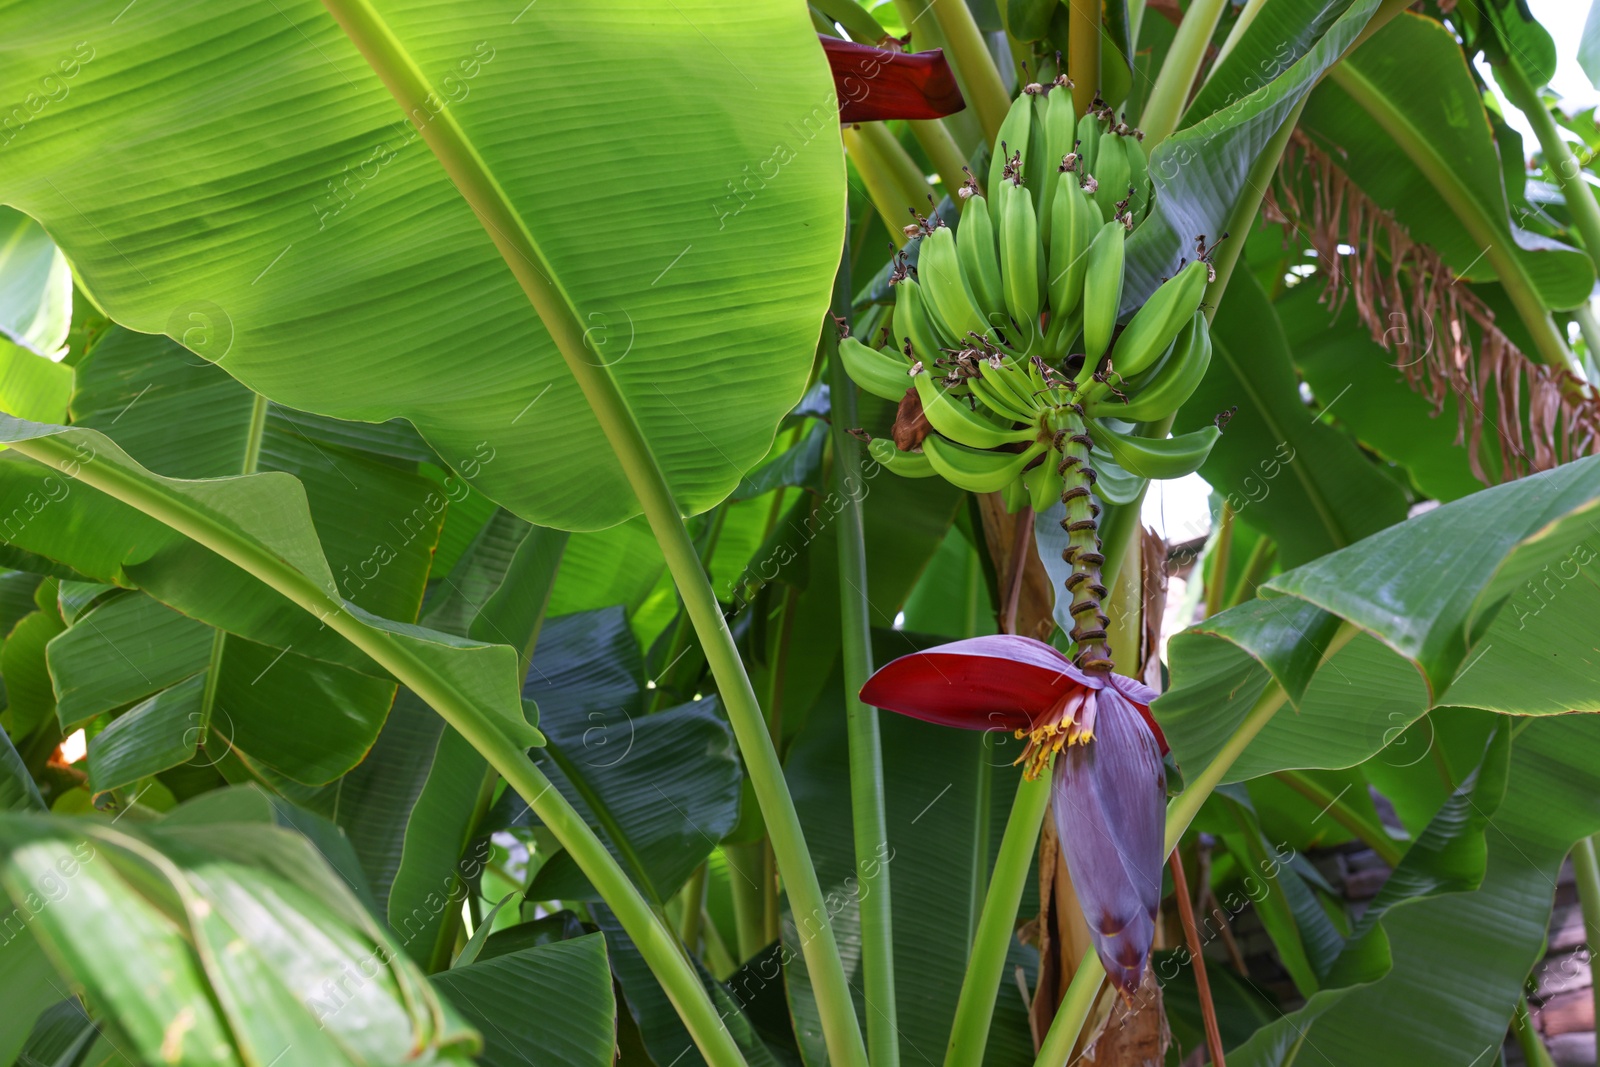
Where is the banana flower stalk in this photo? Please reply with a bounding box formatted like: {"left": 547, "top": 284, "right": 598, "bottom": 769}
{"left": 859, "top": 634, "right": 1166, "bottom": 999}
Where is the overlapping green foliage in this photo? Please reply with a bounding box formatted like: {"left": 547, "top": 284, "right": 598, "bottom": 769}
{"left": 0, "top": 0, "right": 1598, "bottom": 1063}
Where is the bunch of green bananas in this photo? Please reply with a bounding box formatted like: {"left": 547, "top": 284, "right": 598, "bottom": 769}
{"left": 841, "top": 81, "right": 1224, "bottom": 518}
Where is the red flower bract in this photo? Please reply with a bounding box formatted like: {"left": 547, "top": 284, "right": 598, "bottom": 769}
{"left": 819, "top": 36, "right": 966, "bottom": 124}
{"left": 858, "top": 635, "right": 1166, "bottom": 750}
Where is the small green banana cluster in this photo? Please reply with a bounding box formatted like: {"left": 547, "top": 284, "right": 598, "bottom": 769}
{"left": 843, "top": 86, "right": 1231, "bottom": 673}
{"left": 843, "top": 82, "right": 1225, "bottom": 525}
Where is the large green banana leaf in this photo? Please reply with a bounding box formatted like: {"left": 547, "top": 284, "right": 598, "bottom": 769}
{"left": 338, "top": 513, "right": 563, "bottom": 963}
{"left": 1, "top": 578, "right": 65, "bottom": 739}
{"left": 1288, "top": 714, "right": 1600, "bottom": 1063}
{"left": 0, "top": 1, "right": 844, "bottom": 531}
{"left": 1183, "top": 0, "right": 1355, "bottom": 124}
{"left": 0, "top": 415, "right": 539, "bottom": 754}
{"left": 0, "top": 812, "right": 479, "bottom": 1066}
{"left": 516, "top": 609, "right": 743, "bottom": 907}
{"left": 593, "top": 904, "right": 783, "bottom": 1067}
{"left": 1157, "top": 452, "right": 1600, "bottom": 781}
{"left": 431, "top": 935, "right": 615, "bottom": 1067}
{"left": 1275, "top": 282, "right": 1490, "bottom": 503}
{"left": 1122, "top": 0, "right": 1382, "bottom": 305}
{"left": 1229, "top": 720, "right": 1512, "bottom": 1065}
{"left": 1173, "top": 269, "right": 1409, "bottom": 567}
{"left": 1302, "top": 13, "right": 1594, "bottom": 310}
{"left": 0, "top": 725, "right": 42, "bottom": 814}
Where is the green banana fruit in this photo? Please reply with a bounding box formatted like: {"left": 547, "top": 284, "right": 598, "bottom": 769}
{"left": 1093, "top": 130, "right": 1131, "bottom": 223}
{"left": 1125, "top": 133, "right": 1150, "bottom": 223}
{"left": 839, "top": 336, "right": 913, "bottom": 402}
{"left": 1084, "top": 309, "right": 1211, "bottom": 422}
{"left": 1106, "top": 258, "right": 1208, "bottom": 378}
{"left": 914, "top": 372, "right": 1035, "bottom": 449}
{"left": 998, "top": 180, "right": 1042, "bottom": 330}
{"left": 1047, "top": 178, "right": 1098, "bottom": 316}
{"left": 957, "top": 195, "right": 1005, "bottom": 316}
{"left": 1082, "top": 220, "right": 1126, "bottom": 361}
{"left": 893, "top": 278, "right": 945, "bottom": 364}
{"left": 1076, "top": 110, "right": 1102, "bottom": 181}
{"left": 1043, "top": 305, "right": 1082, "bottom": 359}
{"left": 989, "top": 94, "right": 1034, "bottom": 227}
{"left": 923, "top": 435, "right": 1048, "bottom": 493}
{"left": 969, "top": 370, "right": 1039, "bottom": 424}
{"left": 918, "top": 226, "right": 987, "bottom": 341}
{"left": 1001, "top": 473, "right": 1031, "bottom": 514}
{"left": 985, "top": 356, "right": 1047, "bottom": 416}
{"left": 1089, "top": 420, "right": 1220, "bottom": 480}
{"left": 1089, "top": 456, "right": 1145, "bottom": 505}
{"left": 1038, "top": 86, "right": 1077, "bottom": 249}
{"left": 868, "top": 437, "right": 938, "bottom": 478}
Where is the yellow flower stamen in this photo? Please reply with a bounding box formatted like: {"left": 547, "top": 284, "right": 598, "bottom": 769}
{"left": 1015, "top": 690, "right": 1096, "bottom": 779}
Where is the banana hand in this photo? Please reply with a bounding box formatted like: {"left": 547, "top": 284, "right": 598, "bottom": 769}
{"left": 915, "top": 372, "right": 1036, "bottom": 449}
{"left": 869, "top": 437, "right": 939, "bottom": 478}
{"left": 839, "top": 336, "right": 915, "bottom": 403}
{"left": 1023, "top": 461, "right": 1063, "bottom": 512}
{"left": 1084, "top": 309, "right": 1211, "bottom": 422}
{"left": 1089, "top": 455, "right": 1146, "bottom": 505}
{"left": 969, "top": 370, "right": 1040, "bottom": 424}
{"left": 1106, "top": 259, "right": 1208, "bottom": 379}
{"left": 923, "top": 435, "right": 1048, "bottom": 493}
{"left": 1088, "top": 420, "right": 1220, "bottom": 480}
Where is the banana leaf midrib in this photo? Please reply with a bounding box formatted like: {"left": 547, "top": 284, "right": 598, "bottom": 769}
{"left": 1324, "top": 49, "right": 1575, "bottom": 372}
{"left": 196, "top": 393, "right": 273, "bottom": 751}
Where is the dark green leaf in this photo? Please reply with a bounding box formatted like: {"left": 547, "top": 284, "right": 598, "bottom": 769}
{"left": 1173, "top": 269, "right": 1409, "bottom": 567}
{"left": 432, "top": 934, "right": 615, "bottom": 1067}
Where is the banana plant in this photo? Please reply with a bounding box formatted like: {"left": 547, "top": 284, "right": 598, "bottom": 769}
{"left": 0, "top": 1, "right": 1599, "bottom": 1066}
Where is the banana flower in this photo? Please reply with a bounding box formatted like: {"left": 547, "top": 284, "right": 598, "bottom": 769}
{"left": 860, "top": 634, "right": 1166, "bottom": 999}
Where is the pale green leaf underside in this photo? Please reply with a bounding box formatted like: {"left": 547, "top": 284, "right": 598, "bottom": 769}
{"left": 0, "top": 1, "right": 845, "bottom": 531}
{"left": 0, "top": 207, "right": 70, "bottom": 358}
{"left": 0, "top": 414, "right": 539, "bottom": 750}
